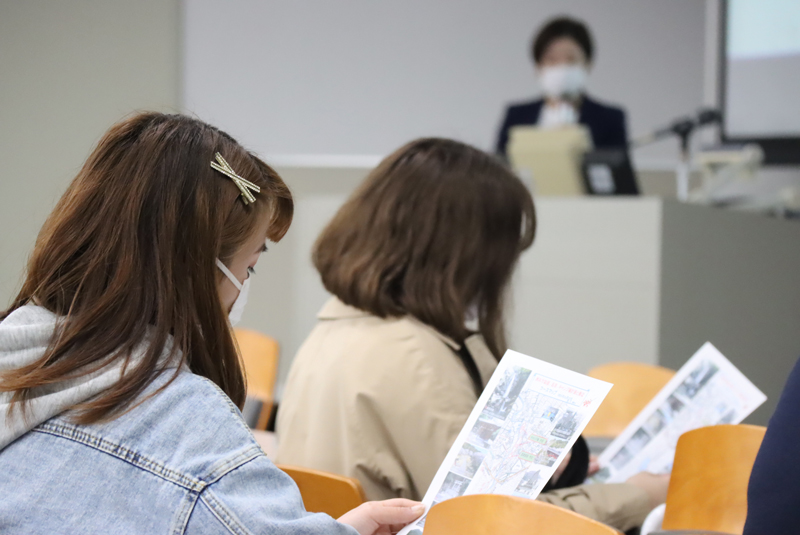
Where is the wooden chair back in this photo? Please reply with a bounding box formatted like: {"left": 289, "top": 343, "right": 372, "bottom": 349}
{"left": 424, "top": 494, "right": 621, "bottom": 535}
{"left": 584, "top": 362, "right": 675, "bottom": 437}
{"left": 662, "top": 424, "right": 767, "bottom": 534}
{"left": 277, "top": 465, "right": 366, "bottom": 519}
{"left": 234, "top": 328, "right": 279, "bottom": 430}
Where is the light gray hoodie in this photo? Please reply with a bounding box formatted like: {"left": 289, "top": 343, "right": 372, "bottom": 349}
{"left": 0, "top": 305, "right": 172, "bottom": 450}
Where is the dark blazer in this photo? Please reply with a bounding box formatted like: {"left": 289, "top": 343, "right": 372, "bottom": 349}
{"left": 495, "top": 95, "right": 628, "bottom": 156}
{"left": 743, "top": 356, "right": 800, "bottom": 535}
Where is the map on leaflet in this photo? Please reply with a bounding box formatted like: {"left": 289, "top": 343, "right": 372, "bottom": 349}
{"left": 592, "top": 342, "right": 766, "bottom": 484}
{"left": 398, "top": 350, "right": 612, "bottom": 535}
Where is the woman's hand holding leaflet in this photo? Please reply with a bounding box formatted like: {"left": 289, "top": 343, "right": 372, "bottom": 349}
{"left": 338, "top": 499, "right": 425, "bottom": 535}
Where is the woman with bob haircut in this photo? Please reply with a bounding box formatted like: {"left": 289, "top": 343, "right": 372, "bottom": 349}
{"left": 0, "top": 112, "right": 423, "bottom": 534}
{"left": 277, "top": 138, "right": 666, "bottom": 532}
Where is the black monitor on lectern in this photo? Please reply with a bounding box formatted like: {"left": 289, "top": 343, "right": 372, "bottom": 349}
{"left": 581, "top": 149, "right": 640, "bottom": 196}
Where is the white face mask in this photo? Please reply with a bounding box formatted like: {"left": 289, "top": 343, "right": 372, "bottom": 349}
{"left": 464, "top": 302, "right": 479, "bottom": 332}
{"left": 538, "top": 64, "right": 588, "bottom": 99}
{"left": 216, "top": 258, "right": 251, "bottom": 326}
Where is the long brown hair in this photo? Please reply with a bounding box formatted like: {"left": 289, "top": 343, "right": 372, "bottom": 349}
{"left": 313, "top": 138, "right": 535, "bottom": 358}
{"left": 0, "top": 112, "right": 293, "bottom": 424}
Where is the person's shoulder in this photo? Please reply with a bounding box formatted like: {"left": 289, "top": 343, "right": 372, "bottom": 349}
{"left": 582, "top": 94, "right": 626, "bottom": 118}
{"left": 315, "top": 306, "right": 448, "bottom": 359}
{"left": 371, "top": 315, "right": 455, "bottom": 361}
{"left": 503, "top": 98, "right": 543, "bottom": 120}
{"left": 78, "top": 370, "right": 262, "bottom": 480}
{"left": 376, "top": 317, "right": 474, "bottom": 386}
{"left": 301, "top": 306, "right": 464, "bottom": 389}
{"left": 326, "top": 312, "right": 460, "bottom": 374}
{"left": 506, "top": 98, "right": 543, "bottom": 112}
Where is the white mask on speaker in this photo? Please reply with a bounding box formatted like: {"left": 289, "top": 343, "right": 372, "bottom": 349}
{"left": 538, "top": 64, "right": 588, "bottom": 99}
{"left": 216, "top": 258, "right": 251, "bottom": 326}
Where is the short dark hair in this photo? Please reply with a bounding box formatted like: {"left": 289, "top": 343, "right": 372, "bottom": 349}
{"left": 531, "top": 16, "right": 594, "bottom": 64}
{"left": 313, "top": 138, "right": 536, "bottom": 359}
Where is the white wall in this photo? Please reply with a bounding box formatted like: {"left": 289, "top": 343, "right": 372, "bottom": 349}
{"left": 0, "top": 0, "right": 181, "bottom": 306}
{"left": 239, "top": 168, "right": 369, "bottom": 395}
{"left": 511, "top": 198, "right": 663, "bottom": 371}
{"left": 183, "top": 0, "right": 707, "bottom": 165}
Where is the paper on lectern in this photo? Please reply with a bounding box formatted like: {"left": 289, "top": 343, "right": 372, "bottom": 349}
{"left": 397, "top": 350, "right": 613, "bottom": 535}
{"left": 592, "top": 342, "right": 766, "bottom": 484}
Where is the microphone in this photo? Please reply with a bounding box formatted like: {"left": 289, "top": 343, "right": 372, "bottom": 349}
{"left": 631, "top": 108, "right": 722, "bottom": 148}
{"left": 696, "top": 107, "right": 722, "bottom": 126}
{"left": 631, "top": 117, "right": 692, "bottom": 147}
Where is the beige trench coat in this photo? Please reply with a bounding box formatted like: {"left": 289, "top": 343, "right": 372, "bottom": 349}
{"left": 276, "top": 298, "right": 651, "bottom": 531}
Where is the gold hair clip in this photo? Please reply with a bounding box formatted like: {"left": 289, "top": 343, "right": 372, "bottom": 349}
{"left": 210, "top": 152, "right": 261, "bottom": 205}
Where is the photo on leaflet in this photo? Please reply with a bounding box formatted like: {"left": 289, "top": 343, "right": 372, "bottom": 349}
{"left": 550, "top": 409, "right": 581, "bottom": 440}
{"left": 619, "top": 427, "right": 652, "bottom": 459}
{"left": 676, "top": 360, "right": 719, "bottom": 399}
{"left": 468, "top": 417, "right": 503, "bottom": 449}
{"left": 592, "top": 466, "right": 611, "bottom": 482}
{"left": 452, "top": 443, "right": 488, "bottom": 479}
{"left": 719, "top": 407, "right": 736, "bottom": 424}
{"left": 483, "top": 366, "right": 533, "bottom": 421}
{"left": 658, "top": 394, "right": 686, "bottom": 424}
{"left": 610, "top": 446, "right": 633, "bottom": 470}
{"left": 539, "top": 437, "right": 568, "bottom": 466}
{"left": 610, "top": 426, "right": 653, "bottom": 471}
{"left": 514, "top": 469, "right": 543, "bottom": 497}
{"left": 533, "top": 447, "right": 560, "bottom": 467}
{"left": 541, "top": 405, "right": 560, "bottom": 422}
{"left": 643, "top": 409, "right": 667, "bottom": 436}
{"left": 434, "top": 472, "right": 472, "bottom": 503}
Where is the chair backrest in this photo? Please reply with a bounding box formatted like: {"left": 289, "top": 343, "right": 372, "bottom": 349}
{"left": 662, "top": 424, "right": 767, "bottom": 534}
{"left": 234, "top": 328, "right": 279, "bottom": 430}
{"left": 277, "top": 465, "right": 366, "bottom": 519}
{"left": 424, "top": 494, "right": 621, "bottom": 535}
{"left": 583, "top": 362, "right": 675, "bottom": 437}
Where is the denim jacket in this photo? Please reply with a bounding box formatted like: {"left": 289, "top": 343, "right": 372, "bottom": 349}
{"left": 0, "top": 368, "right": 357, "bottom": 535}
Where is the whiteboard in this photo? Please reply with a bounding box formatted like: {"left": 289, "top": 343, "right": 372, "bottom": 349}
{"left": 183, "top": 0, "right": 706, "bottom": 162}
{"left": 724, "top": 0, "right": 800, "bottom": 138}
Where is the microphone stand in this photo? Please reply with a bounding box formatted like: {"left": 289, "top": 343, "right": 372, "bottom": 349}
{"left": 630, "top": 117, "right": 696, "bottom": 202}
{"left": 673, "top": 120, "right": 694, "bottom": 202}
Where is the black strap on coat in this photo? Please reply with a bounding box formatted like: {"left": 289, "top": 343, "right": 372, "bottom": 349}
{"left": 454, "top": 343, "right": 484, "bottom": 398}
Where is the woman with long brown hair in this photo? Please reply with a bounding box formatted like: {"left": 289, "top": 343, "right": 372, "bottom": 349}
{"left": 276, "top": 138, "right": 667, "bottom": 532}
{"left": 0, "top": 112, "right": 422, "bottom": 534}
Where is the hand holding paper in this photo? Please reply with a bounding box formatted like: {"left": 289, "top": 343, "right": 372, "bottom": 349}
{"left": 338, "top": 500, "right": 425, "bottom": 535}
